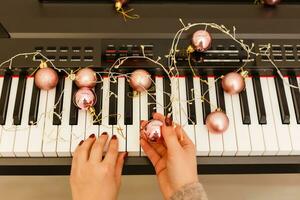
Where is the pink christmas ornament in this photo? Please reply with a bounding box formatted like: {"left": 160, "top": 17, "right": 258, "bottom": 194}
{"left": 129, "top": 69, "right": 152, "bottom": 92}
{"left": 143, "top": 120, "right": 163, "bottom": 142}
{"left": 221, "top": 72, "right": 246, "bottom": 95}
{"left": 264, "top": 0, "right": 281, "bottom": 6}
{"left": 74, "top": 87, "right": 96, "bottom": 110}
{"left": 34, "top": 67, "right": 59, "bottom": 90}
{"left": 191, "top": 30, "right": 212, "bottom": 52}
{"left": 75, "top": 68, "right": 97, "bottom": 89}
{"left": 205, "top": 110, "right": 229, "bottom": 134}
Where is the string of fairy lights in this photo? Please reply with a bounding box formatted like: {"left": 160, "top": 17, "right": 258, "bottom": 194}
{"left": 0, "top": 0, "right": 290, "bottom": 143}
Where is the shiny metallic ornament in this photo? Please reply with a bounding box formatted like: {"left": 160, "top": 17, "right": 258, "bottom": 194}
{"left": 34, "top": 67, "right": 59, "bottom": 90}
{"left": 115, "top": 0, "right": 127, "bottom": 11}
{"left": 129, "top": 69, "right": 152, "bottom": 92}
{"left": 75, "top": 68, "right": 97, "bottom": 89}
{"left": 205, "top": 110, "right": 229, "bottom": 134}
{"left": 144, "top": 120, "right": 163, "bottom": 142}
{"left": 263, "top": 0, "right": 281, "bottom": 6}
{"left": 74, "top": 87, "right": 96, "bottom": 110}
{"left": 221, "top": 71, "right": 247, "bottom": 95}
{"left": 191, "top": 30, "right": 212, "bottom": 52}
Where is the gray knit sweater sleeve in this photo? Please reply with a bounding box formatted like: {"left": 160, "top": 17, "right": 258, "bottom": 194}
{"left": 170, "top": 182, "right": 208, "bottom": 200}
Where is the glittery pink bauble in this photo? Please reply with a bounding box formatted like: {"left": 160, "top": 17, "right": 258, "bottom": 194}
{"left": 74, "top": 87, "right": 96, "bottom": 110}
{"left": 221, "top": 72, "right": 245, "bottom": 95}
{"left": 129, "top": 69, "right": 152, "bottom": 92}
{"left": 34, "top": 67, "right": 59, "bottom": 90}
{"left": 75, "top": 68, "right": 97, "bottom": 89}
{"left": 115, "top": 0, "right": 127, "bottom": 5}
{"left": 191, "top": 30, "right": 212, "bottom": 52}
{"left": 264, "top": 0, "right": 281, "bottom": 6}
{"left": 144, "top": 120, "right": 163, "bottom": 142}
{"left": 206, "top": 110, "right": 229, "bottom": 134}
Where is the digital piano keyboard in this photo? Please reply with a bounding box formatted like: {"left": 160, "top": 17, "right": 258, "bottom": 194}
{"left": 1, "top": 0, "right": 300, "bottom": 175}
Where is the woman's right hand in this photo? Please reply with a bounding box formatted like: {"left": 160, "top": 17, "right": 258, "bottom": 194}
{"left": 140, "top": 113, "right": 199, "bottom": 200}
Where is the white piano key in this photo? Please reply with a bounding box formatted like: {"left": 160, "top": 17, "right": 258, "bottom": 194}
{"left": 193, "top": 77, "right": 209, "bottom": 156}
{"left": 207, "top": 77, "right": 223, "bottom": 156}
{"left": 57, "top": 78, "right": 72, "bottom": 157}
{"left": 178, "top": 77, "right": 196, "bottom": 144}
{"left": 140, "top": 87, "right": 148, "bottom": 156}
{"left": 140, "top": 88, "right": 148, "bottom": 121}
{"left": 222, "top": 92, "right": 238, "bottom": 156}
{"left": 85, "top": 112, "right": 99, "bottom": 138}
{"left": 71, "top": 109, "right": 86, "bottom": 154}
{"left": 231, "top": 92, "right": 251, "bottom": 156}
{"left": 283, "top": 77, "right": 300, "bottom": 155}
{"left": 0, "top": 77, "right": 19, "bottom": 157}
{"left": 0, "top": 76, "right": 4, "bottom": 157}
{"left": 42, "top": 87, "right": 58, "bottom": 157}
{"left": 267, "top": 77, "right": 292, "bottom": 155}
{"left": 127, "top": 91, "right": 140, "bottom": 156}
{"left": 113, "top": 77, "right": 126, "bottom": 152}
{"left": 260, "top": 77, "right": 279, "bottom": 155}
{"left": 245, "top": 78, "right": 265, "bottom": 155}
{"left": 170, "top": 77, "right": 181, "bottom": 124}
{"left": 14, "top": 77, "right": 34, "bottom": 157}
{"left": 155, "top": 76, "right": 164, "bottom": 115}
{"left": 245, "top": 79, "right": 265, "bottom": 156}
{"left": 28, "top": 89, "right": 48, "bottom": 157}
{"left": 100, "top": 77, "right": 113, "bottom": 144}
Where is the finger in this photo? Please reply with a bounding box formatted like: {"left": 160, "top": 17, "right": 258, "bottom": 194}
{"left": 140, "top": 120, "right": 148, "bottom": 129}
{"left": 140, "top": 120, "right": 149, "bottom": 140}
{"left": 103, "top": 135, "right": 119, "bottom": 166}
{"left": 152, "top": 112, "right": 166, "bottom": 124}
{"left": 148, "top": 139, "right": 167, "bottom": 156}
{"left": 73, "top": 134, "right": 96, "bottom": 163}
{"left": 89, "top": 132, "right": 109, "bottom": 163}
{"left": 140, "top": 138, "right": 161, "bottom": 167}
{"left": 115, "top": 152, "right": 127, "bottom": 185}
{"left": 161, "top": 125, "right": 182, "bottom": 153}
{"left": 174, "top": 124, "right": 193, "bottom": 147}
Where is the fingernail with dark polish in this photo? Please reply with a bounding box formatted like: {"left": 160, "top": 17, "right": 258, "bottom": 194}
{"left": 101, "top": 132, "right": 108, "bottom": 136}
{"left": 165, "top": 113, "right": 173, "bottom": 126}
{"left": 89, "top": 134, "right": 95, "bottom": 138}
{"left": 78, "top": 140, "right": 84, "bottom": 146}
{"left": 112, "top": 135, "right": 117, "bottom": 140}
{"left": 124, "top": 152, "right": 128, "bottom": 158}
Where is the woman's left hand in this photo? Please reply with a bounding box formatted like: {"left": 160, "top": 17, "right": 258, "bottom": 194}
{"left": 70, "top": 133, "right": 127, "bottom": 200}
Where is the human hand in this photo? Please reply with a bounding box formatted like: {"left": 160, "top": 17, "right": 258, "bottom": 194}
{"left": 70, "top": 133, "right": 127, "bottom": 200}
{"left": 140, "top": 113, "right": 198, "bottom": 200}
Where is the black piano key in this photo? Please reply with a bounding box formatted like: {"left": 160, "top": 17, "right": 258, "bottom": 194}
{"left": 69, "top": 82, "right": 78, "bottom": 125}
{"left": 200, "top": 77, "right": 210, "bottom": 124}
{"left": 13, "top": 71, "right": 27, "bottom": 125}
{"left": 93, "top": 80, "right": 103, "bottom": 125}
{"left": 109, "top": 80, "right": 118, "bottom": 125}
{"left": 53, "top": 75, "right": 65, "bottom": 125}
{"left": 289, "top": 76, "right": 300, "bottom": 124}
{"left": 124, "top": 79, "right": 133, "bottom": 125}
{"left": 163, "top": 78, "right": 171, "bottom": 115}
{"left": 29, "top": 79, "right": 40, "bottom": 125}
{"left": 252, "top": 77, "right": 267, "bottom": 124}
{"left": 0, "top": 71, "right": 12, "bottom": 125}
{"left": 148, "top": 79, "right": 156, "bottom": 120}
{"left": 239, "top": 89, "right": 251, "bottom": 124}
{"left": 186, "top": 77, "right": 196, "bottom": 124}
{"left": 215, "top": 79, "right": 226, "bottom": 113}
{"left": 274, "top": 76, "right": 290, "bottom": 124}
